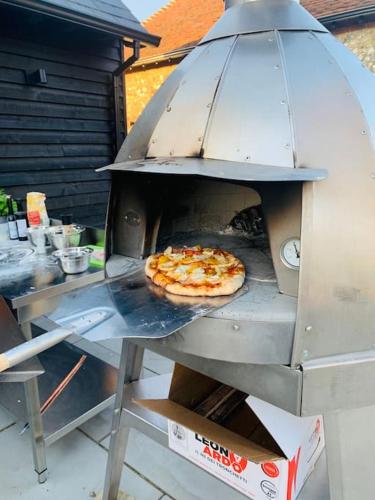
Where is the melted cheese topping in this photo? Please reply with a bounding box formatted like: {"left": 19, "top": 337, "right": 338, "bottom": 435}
{"left": 151, "top": 246, "right": 244, "bottom": 287}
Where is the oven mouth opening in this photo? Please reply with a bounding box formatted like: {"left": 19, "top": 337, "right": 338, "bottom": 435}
{"left": 110, "top": 173, "right": 283, "bottom": 286}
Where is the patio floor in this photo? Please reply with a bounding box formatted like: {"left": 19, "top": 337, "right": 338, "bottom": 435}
{"left": 0, "top": 336, "right": 256, "bottom": 500}
{"left": 0, "top": 337, "right": 328, "bottom": 499}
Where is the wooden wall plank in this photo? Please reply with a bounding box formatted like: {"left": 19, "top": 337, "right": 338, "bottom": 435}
{"left": 0, "top": 99, "right": 111, "bottom": 120}
{"left": 49, "top": 204, "right": 108, "bottom": 218}
{"left": 0, "top": 6, "right": 124, "bottom": 227}
{"left": 0, "top": 144, "right": 113, "bottom": 157}
{"left": 0, "top": 130, "right": 112, "bottom": 145}
{"left": 0, "top": 156, "right": 112, "bottom": 172}
{"left": 0, "top": 38, "right": 119, "bottom": 72}
{"left": 0, "top": 69, "right": 111, "bottom": 96}
{"left": 0, "top": 116, "right": 112, "bottom": 132}
{"left": 0, "top": 169, "right": 111, "bottom": 186}
{"left": 0, "top": 82, "right": 110, "bottom": 108}
{"left": 0, "top": 52, "right": 111, "bottom": 83}
{"left": 10, "top": 180, "right": 111, "bottom": 198}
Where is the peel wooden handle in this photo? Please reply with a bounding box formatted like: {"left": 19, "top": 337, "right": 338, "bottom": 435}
{"left": 0, "top": 327, "right": 74, "bottom": 373}
{"left": 0, "top": 354, "right": 10, "bottom": 372}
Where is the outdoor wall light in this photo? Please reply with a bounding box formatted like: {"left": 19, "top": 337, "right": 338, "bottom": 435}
{"left": 24, "top": 69, "right": 48, "bottom": 85}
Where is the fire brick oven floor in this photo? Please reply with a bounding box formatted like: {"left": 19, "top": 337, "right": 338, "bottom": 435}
{"left": 0, "top": 338, "right": 329, "bottom": 499}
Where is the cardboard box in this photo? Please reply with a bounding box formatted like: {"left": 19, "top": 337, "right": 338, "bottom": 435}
{"left": 135, "top": 365, "right": 324, "bottom": 500}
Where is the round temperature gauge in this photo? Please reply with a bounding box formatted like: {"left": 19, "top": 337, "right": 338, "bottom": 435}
{"left": 280, "top": 238, "right": 300, "bottom": 270}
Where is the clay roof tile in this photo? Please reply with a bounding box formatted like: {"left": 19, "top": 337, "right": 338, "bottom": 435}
{"left": 141, "top": 0, "right": 374, "bottom": 58}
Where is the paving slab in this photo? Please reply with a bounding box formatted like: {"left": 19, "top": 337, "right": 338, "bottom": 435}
{"left": 0, "top": 403, "right": 15, "bottom": 432}
{"left": 0, "top": 425, "right": 163, "bottom": 500}
{"left": 79, "top": 404, "right": 115, "bottom": 443}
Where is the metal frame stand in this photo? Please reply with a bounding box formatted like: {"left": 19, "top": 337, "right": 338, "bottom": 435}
{"left": 103, "top": 344, "right": 375, "bottom": 500}
{"left": 103, "top": 341, "right": 144, "bottom": 499}
{"left": 21, "top": 322, "right": 47, "bottom": 483}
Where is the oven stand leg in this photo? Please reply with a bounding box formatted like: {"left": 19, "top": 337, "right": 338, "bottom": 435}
{"left": 102, "top": 341, "right": 144, "bottom": 500}
{"left": 324, "top": 405, "right": 375, "bottom": 500}
{"left": 21, "top": 322, "right": 47, "bottom": 484}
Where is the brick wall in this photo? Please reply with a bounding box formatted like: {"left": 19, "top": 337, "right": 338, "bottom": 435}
{"left": 126, "top": 23, "right": 375, "bottom": 128}
{"left": 126, "top": 63, "right": 177, "bottom": 127}
{"left": 336, "top": 23, "right": 375, "bottom": 73}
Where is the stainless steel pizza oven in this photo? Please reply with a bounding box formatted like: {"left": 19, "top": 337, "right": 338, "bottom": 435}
{"left": 100, "top": 0, "right": 375, "bottom": 374}
{"left": 2, "top": 1, "right": 375, "bottom": 498}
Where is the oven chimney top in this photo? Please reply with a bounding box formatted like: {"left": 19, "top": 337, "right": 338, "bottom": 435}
{"left": 224, "top": 0, "right": 300, "bottom": 9}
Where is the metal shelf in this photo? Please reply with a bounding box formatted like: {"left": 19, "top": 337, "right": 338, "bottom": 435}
{"left": 0, "top": 340, "right": 116, "bottom": 445}
{"left": 121, "top": 374, "right": 329, "bottom": 500}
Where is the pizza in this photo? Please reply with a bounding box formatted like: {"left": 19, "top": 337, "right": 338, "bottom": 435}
{"left": 145, "top": 245, "right": 245, "bottom": 297}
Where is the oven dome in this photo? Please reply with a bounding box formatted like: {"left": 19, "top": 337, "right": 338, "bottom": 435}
{"left": 111, "top": 0, "right": 375, "bottom": 180}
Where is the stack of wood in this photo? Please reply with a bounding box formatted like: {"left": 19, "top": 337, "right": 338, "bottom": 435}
{"left": 194, "top": 384, "right": 247, "bottom": 425}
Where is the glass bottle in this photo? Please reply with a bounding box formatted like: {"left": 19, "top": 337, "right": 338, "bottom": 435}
{"left": 7, "top": 196, "right": 18, "bottom": 240}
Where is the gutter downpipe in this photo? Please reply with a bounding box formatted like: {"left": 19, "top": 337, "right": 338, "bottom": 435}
{"left": 112, "top": 39, "right": 140, "bottom": 153}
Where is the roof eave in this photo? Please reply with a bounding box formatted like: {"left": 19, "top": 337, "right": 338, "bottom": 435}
{"left": 129, "top": 45, "right": 194, "bottom": 69}
{"left": 1, "top": 0, "right": 161, "bottom": 46}
{"left": 318, "top": 6, "right": 375, "bottom": 30}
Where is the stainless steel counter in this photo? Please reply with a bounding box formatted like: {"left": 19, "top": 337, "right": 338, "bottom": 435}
{"left": 0, "top": 238, "right": 112, "bottom": 484}
{"left": 0, "top": 242, "right": 103, "bottom": 311}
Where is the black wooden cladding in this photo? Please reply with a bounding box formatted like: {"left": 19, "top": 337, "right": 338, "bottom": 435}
{"left": 0, "top": 5, "right": 125, "bottom": 227}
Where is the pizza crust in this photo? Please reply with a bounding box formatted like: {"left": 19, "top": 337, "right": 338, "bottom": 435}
{"left": 145, "top": 257, "right": 158, "bottom": 279}
{"left": 145, "top": 247, "right": 245, "bottom": 297}
{"left": 163, "top": 274, "right": 244, "bottom": 297}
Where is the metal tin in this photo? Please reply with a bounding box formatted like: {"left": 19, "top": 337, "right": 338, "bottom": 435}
{"left": 53, "top": 247, "right": 92, "bottom": 274}
{"left": 48, "top": 225, "right": 85, "bottom": 250}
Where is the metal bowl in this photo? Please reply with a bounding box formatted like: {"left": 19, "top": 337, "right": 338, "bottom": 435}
{"left": 53, "top": 247, "right": 92, "bottom": 274}
{"left": 48, "top": 225, "right": 85, "bottom": 250}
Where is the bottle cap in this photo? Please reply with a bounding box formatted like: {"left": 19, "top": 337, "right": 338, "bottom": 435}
{"left": 61, "top": 214, "right": 73, "bottom": 225}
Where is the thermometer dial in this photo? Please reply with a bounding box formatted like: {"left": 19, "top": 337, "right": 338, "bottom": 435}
{"left": 280, "top": 238, "right": 300, "bottom": 270}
